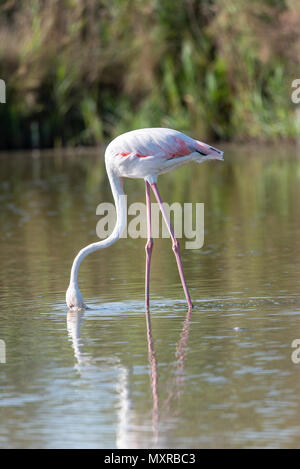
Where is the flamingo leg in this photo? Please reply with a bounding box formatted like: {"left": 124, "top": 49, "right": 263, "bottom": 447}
{"left": 151, "top": 183, "right": 193, "bottom": 310}
{"left": 145, "top": 181, "right": 154, "bottom": 311}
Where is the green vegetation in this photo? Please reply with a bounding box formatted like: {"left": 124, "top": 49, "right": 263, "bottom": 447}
{"left": 0, "top": 0, "right": 299, "bottom": 149}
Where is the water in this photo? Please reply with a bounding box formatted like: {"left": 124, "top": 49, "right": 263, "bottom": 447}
{"left": 0, "top": 144, "right": 300, "bottom": 448}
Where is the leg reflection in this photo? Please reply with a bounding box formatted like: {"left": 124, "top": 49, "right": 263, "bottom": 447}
{"left": 145, "top": 307, "right": 159, "bottom": 445}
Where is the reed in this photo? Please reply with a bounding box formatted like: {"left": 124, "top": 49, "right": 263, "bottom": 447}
{"left": 0, "top": 0, "right": 299, "bottom": 149}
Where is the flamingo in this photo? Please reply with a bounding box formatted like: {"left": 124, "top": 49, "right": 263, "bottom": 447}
{"left": 66, "top": 127, "right": 223, "bottom": 311}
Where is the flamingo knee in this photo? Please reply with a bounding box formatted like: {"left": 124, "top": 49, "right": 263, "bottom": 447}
{"left": 172, "top": 238, "right": 180, "bottom": 255}
{"left": 145, "top": 237, "right": 154, "bottom": 255}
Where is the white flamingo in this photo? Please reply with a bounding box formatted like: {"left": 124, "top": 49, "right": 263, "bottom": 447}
{"left": 66, "top": 127, "right": 223, "bottom": 310}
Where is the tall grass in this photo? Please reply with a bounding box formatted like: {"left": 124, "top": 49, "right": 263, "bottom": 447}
{"left": 0, "top": 0, "right": 299, "bottom": 149}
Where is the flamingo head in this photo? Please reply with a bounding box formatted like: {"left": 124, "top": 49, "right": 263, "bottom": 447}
{"left": 195, "top": 141, "right": 224, "bottom": 161}
{"left": 66, "top": 283, "right": 86, "bottom": 310}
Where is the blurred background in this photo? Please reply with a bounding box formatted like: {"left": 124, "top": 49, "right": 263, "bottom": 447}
{"left": 1, "top": 0, "right": 300, "bottom": 449}
{"left": 0, "top": 0, "right": 299, "bottom": 150}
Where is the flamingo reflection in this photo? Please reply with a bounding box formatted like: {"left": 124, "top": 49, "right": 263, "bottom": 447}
{"left": 66, "top": 306, "right": 192, "bottom": 447}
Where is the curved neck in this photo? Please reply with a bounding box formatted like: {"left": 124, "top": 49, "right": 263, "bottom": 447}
{"left": 69, "top": 170, "right": 126, "bottom": 286}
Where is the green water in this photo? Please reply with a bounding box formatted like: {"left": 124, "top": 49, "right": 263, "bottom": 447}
{"left": 0, "top": 144, "right": 300, "bottom": 448}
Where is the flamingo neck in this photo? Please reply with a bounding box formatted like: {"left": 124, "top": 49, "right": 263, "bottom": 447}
{"left": 69, "top": 170, "right": 126, "bottom": 286}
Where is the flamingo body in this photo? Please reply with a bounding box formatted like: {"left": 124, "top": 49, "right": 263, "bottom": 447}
{"left": 66, "top": 128, "right": 223, "bottom": 310}
{"left": 106, "top": 128, "right": 223, "bottom": 183}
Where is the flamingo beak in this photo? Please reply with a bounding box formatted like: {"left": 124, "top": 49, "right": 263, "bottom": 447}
{"left": 211, "top": 150, "right": 224, "bottom": 161}
{"left": 207, "top": 145, "right": 224, "bottom": 161}
{"left": 214, "top": 149, "right": 224, "bottom": 161}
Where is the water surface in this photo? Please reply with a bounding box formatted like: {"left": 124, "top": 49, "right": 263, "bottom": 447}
{"left": 0, "top": 144, "right": 300, "bottom": 448}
